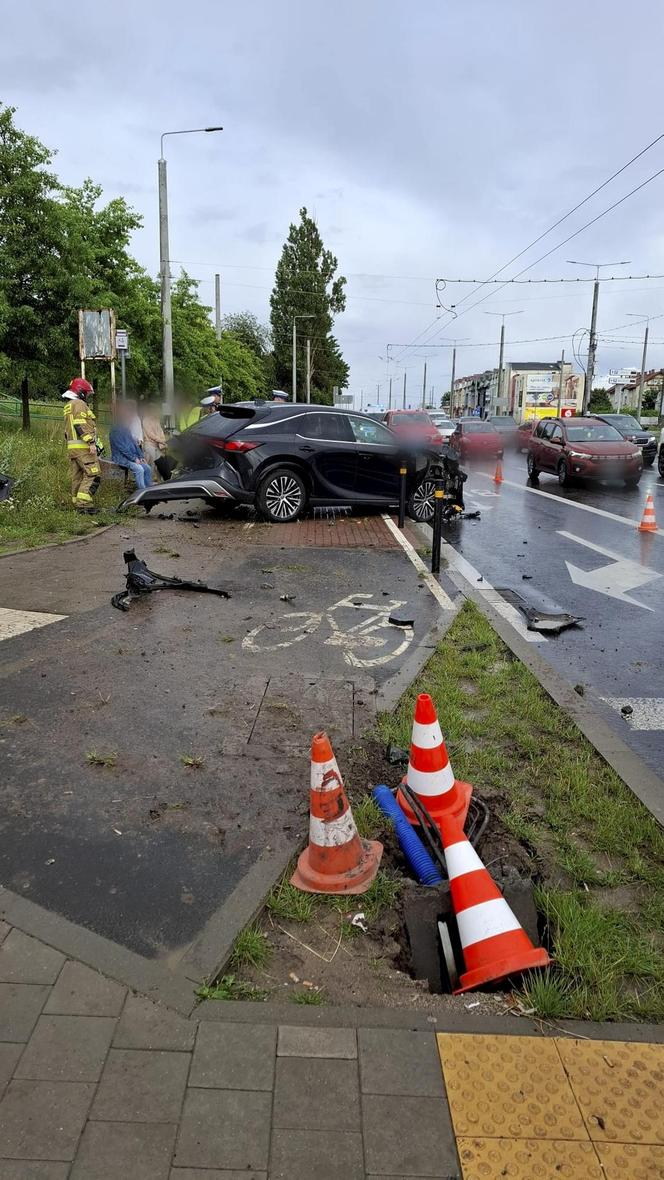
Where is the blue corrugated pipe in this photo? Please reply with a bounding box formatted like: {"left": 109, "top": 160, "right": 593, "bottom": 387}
{"left": 372, "top": 784, "right": 443, "bottom": 886}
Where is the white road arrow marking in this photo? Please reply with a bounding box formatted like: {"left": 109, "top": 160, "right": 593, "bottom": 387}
{"left": 558, "top": 530, "right": 661, "bottom": 610}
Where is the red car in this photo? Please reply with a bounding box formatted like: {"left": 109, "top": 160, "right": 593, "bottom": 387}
{"left": 527, "top": 416, "right": 643, "bottom": 488}
{"left": 383, "top": 410, "right": 442, "bottom": 448}
{"left": 516, "top": 419, "right": 538, "bottom": 451}
{"left": 450, "top": 418, "right": 504, "bottom": 461}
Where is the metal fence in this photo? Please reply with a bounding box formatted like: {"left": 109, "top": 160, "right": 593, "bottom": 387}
{"left": 0, "top": 398, "right": 113, "bottom": 427}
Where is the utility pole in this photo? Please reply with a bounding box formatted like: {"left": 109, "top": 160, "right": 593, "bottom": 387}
{"left": 388, "top": 376, "right": 393, "bottom": 410}
{"left": 214, "top": 273, "right": 221, "bottom": 340}
{"left": 292, "top": 314, "right": 314, "bottom": 402}
{"left": 402, "top": 370, "right": 407, "bottom": 409}
{"left": 421, "top": 361, "right": 427, "bottom": 409}
{"left": 450, "top": 347, "right": 456, "bottom": 411}
{"left": 568, "top": 260, "right": 630, "bottom": 414}
{"left": 158, "top": 155, "right": 174, "bottom": 421}
{"left": 484, "top": 311, "right": 523, "bottom": 413}
{"left": 306, "top": 338, "right": 312, "bottom": 404}
{"left": 626, "top": 314, "right": 651, "bottom": 420}
{"left": 556, "top": 349, "right": 565, "bottom": 417}
{"left": 158, "top": 126, "right": 223, "bottom": 425}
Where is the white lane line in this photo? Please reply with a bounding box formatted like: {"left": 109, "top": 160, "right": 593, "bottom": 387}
{"left": 477, "top": 471, "right": 664, "bottom": 537}
{"left": 381, "top": 515, "right": 455, "bottom": 610}
{"left": 441, "top": 544, "right": 547, "bottom": 644}
{"left": 602, "top": 697, "right": 664, "bottom": 730}
{"left": 0, "top": 607, "right": 66, "bottom": 642}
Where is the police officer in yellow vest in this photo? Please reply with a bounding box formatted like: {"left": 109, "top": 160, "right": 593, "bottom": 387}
{"left": 62, "top": 377, "right": 102, "bottom": 513}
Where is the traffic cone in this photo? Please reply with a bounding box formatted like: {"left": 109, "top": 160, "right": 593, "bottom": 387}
{"left": 493, "top": 458, "right": 503, "bottom": 484}
{"left": 638, "top": 492, "right": 657, "bottom": 533}
{"left": 291, "top": 732, "right": 383, "bottom": 895}
{"left": 439, "top": 813, "right": 550, "bottom": 993}
{"left": 396, "top": 693, "right": 472, "bottom": 829}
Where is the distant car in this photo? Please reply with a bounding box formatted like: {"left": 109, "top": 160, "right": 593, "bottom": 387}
{"left": 527, "top": 416, "right": 643, "bottom": 488}
{"left": 516, "top": 420, "right": 538, "bottom": 451}
{"left": 486, "top": 415, "right": 520, "bottom": 449}
{"left": 123, "top": 403, "right": 438, "bottom": 523}
{"left": 427, "top": 412, "right": 456, "bottom": 440}
{"left": 450, "top": 418, "right": 504, "bottom": 461}
{"left": 591, "top": 413, "right": 657, "bottom": 467}
{"left": 383, "top": 410, "right": 443, "bottom": 448}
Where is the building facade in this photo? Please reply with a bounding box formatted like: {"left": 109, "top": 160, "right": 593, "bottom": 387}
{"left": 452, "top": 361, "right": 584, "bottom": 419}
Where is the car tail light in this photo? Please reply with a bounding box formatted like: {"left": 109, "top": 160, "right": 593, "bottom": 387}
{"left": 210, "top": 438, "right": 262, "bottom": 453}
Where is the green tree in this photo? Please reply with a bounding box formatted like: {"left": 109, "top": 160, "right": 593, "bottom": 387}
{"left": 222, "top": 311, "right": 271, "bottom": 358}
{"left": 171, "top": 274, "right": 266, "bottom": 403}
{"left": 269, "top": 207, "right": 348, "bottom": 403}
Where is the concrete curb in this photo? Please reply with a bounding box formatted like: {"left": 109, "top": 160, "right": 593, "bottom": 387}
{"left": 0, "top": 522, "right": 117, "bottom": 560}
{"left": 413, "top": 522, "right": 664, "bottom": 828}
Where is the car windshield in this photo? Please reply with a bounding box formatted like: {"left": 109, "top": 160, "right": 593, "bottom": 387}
{"left": 566, "top": 422, "right": 624, "bottom": 443}
{"left": 463, "top": 421, "right": 494, "bottom": 433}
{"left": 489, "top": 418, "right": 516, "bottom": 431}
{"left": 430, "top": 414, "right": 453, "bottom": 426}
{"left": 603, "top": 415, "right": 643, "bottom": 432}
{"left": 393, "top": 413, "right": 431, "bottom": 425}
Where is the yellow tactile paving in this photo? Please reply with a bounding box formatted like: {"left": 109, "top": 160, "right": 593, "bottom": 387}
{"left": 457, "top": 1137, "right": 603, "bottom": 1180}
{"left": 596, "top": 1141, "right": 664, "bottom": 1179}
{"left": 556, "top": 1038, "right": 664, "bottom": 1144}
{"left": 437, "top": 1033, "right": 587, "bottom": 1141}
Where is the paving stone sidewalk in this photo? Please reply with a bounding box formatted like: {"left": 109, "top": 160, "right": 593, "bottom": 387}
{"left": 2, "top": 919, "right": 664, "bottom": 1179}
{"left": 0, "top": 920, "right": 460, "bottom": 1179}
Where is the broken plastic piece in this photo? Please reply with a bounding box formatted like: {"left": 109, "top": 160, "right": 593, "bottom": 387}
{"left": 111, "top": 549, "right": 231, "bottom": 612}
{"left": 351, "top": 911, "right": 368, "bottom": 932}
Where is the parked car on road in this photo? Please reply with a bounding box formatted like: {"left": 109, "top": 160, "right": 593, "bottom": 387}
{"left": 383, "top": 410, "right": 443, "bottom": 448}
{"left": 450, "top": 418, "right": 504, "bottom": 461}
{"left": 590, "top": 413, "right": 657, "bottom": 467}
{"left": 427, "top": 411, "right": 456, "bottom": 440}
{"left": 516, "top": 419, "right": 538, "bottom": 451}
{"left": 527, "top": 416, "right": 643, "bottom": 488}
{"left": 486, "top": 415, "right": 520, "bottom": 450}
{"left": 123, "top": 403, "right": 440, "bottom": 523}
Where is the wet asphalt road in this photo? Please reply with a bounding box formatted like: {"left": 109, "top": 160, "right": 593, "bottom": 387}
{"left": 0, "top": 540, "right": 436, "bottom": 963}
{"left": 441, "top": 451, "right": 664, "bottom": 781}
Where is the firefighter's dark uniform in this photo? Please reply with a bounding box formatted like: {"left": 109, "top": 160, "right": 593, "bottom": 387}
{"left": 64, "top": 397, "right": 101, "bottom": 509}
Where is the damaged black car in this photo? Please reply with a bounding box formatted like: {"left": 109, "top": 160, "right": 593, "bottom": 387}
{"left": 122, "top": 403, "right": 452, "bottom": 524}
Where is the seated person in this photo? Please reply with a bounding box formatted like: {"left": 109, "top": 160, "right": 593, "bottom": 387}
{"left": 110, "top": 402, "right": 153, "bottom": 490}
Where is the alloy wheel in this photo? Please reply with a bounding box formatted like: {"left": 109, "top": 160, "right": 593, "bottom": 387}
{"left": 409, "top": 479, "right": 436, "bottom": 521}
{"left": 264, "top": 473, "right": 303, "bottom": 520}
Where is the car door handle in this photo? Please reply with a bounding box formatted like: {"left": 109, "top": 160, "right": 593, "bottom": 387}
{"left": 358, "top": 452, "right": 373, "bottom": 460}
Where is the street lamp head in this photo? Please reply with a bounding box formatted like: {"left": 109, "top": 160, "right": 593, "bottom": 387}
{"left": 204, "top": 126, "right": 224, "bottom": 133}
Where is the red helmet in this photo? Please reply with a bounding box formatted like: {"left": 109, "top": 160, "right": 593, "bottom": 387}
{"left": 69, "top": 377, "right": 94, "bottom": 399}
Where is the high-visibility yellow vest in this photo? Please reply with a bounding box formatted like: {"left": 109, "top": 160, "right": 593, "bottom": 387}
{"left": 177, "top": 406, "right": 201, "bottom": 431}
{"left": 64, "top": 400, "right": 97, "bottom": 451}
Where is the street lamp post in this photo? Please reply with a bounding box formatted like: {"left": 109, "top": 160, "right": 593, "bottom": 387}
{"left": 567, "top": 260, "right": 630, "bottom": 413}
{"left": 292, "top": 315, "right": 314, "bottom": 402}
{"left": 626, "top": 314, "right": 651, "bottom": 419}
{"left": 484, "top": 311, "right": 523, "bottom": 415}
{"left": 158, "top": 126, "right": 223, "bottom": 424}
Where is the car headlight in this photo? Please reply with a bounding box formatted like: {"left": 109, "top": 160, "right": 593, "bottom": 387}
{"left": 568, "top": 450, "right": 592, "bottom": 459}
{"left": 648, "top": 435, "right": 656, "bottom": 443}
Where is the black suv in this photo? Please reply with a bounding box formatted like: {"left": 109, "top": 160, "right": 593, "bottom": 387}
{"left": 591, "top": 414, "right": 657, "bottom": 467}
{"left": 123, "top": 403, "right": 438, "bottom": 523}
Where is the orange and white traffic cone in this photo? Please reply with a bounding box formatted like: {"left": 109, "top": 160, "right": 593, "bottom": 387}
{"left": 638, "top": 492, "right": 657, "bottom": 533}
{"left": 291, "top": 732, "right": 383, "bottom": 895}
{"left": 493, "top": 458, "right": 503, "bottom": 484}
{"left": 396, "top": 693, "right": 472, "bottom": 829}
{"left": 439, "top": 813, "right": 549, "bottom": 993}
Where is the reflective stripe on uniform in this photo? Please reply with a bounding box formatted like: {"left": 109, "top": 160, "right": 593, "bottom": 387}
{"left": 67, "top": 442, "right": 89, "bottom": 451}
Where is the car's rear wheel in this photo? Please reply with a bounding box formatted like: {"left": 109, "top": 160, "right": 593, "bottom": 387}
{"left": 407, "top": 479, "right": 435, "bottom": 523}
{"left": 256, "top": 467, "right": 307, "bottom": 523}
{"left": 526, "top": 453, "right": 539, "bottom": 481}
{"left": 558, "top": 459, "right": 572, "bottom": 487}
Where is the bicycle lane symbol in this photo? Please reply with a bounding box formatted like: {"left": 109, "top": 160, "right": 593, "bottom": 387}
{"left": 242, "top": 592, "right": 415, "bottom": 669}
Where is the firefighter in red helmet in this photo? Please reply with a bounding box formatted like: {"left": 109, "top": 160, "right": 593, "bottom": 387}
{"left": 62, "top": 378, "right": 102, "bottom": 512}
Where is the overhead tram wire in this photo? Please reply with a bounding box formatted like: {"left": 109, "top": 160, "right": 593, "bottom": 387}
{"left": 392, "top": 129, "right": 664, "bottom": 363}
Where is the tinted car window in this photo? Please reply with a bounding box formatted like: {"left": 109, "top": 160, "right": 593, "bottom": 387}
{"left": 463, "top": 421, "right": 494, "bottom": 433}
{"left": 488, "top": 417, "right": 517, "bottom": 431}
{"left": 349, "top": 417, "right": 395, "bottom": 445}
{"left": 298, "top": 413, "right": 353, "bottom": 441}
{"left": 538, "top": 421, "right": 556, "bottom": 439}
{"left": 600, "top": 415, "right": 642, "bottom": 432}
{"left": 549, "top": 423, "right": 563, "bottom": 441}
{"left": 566, "top": 422, "right": 624, "bottom": 443}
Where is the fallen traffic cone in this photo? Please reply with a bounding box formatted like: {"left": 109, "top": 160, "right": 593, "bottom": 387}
{"left": 439, "top": 813, "right": 550, "bottom": 993}
{"left": 638, "top": 492, "right": 657, "bottom": 533}
{"left": 493, "top": 458, "right": 503, "bottom": 484}
{"left": 396, "top": 693, "right": 472, "bottom": 829}
{"left": 291, "top": 732, "right": 383, "bottom": 895}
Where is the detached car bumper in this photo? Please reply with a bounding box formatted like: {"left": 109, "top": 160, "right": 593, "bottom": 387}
{"left": 121, "top": 463, "right": 253, "bottom": 511}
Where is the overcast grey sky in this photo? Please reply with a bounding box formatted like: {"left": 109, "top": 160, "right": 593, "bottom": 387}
{"left": 4, "top": 0, "right": 664, "bottom": 405}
